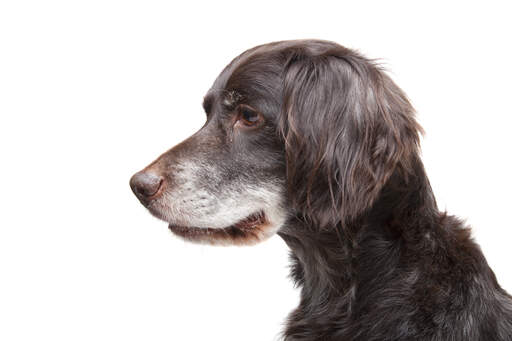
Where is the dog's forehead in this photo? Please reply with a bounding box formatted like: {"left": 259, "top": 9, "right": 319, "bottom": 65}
{"left": 208, "top": 49, "right": 285, "bottom": 104}
{"left": 206, "top": 39, "right": 345, "bottom": 106}
{"left": 204, "top": 40, "right": 337, "bottom": 116}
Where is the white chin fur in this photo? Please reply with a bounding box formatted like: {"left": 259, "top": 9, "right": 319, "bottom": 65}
{"left": 152, "top": 161, "right": 287, "bottom": 236}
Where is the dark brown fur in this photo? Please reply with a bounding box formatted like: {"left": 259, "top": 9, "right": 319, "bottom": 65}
{"left": 271, "top": 40, "right": 512, "bottom": 340}
{"left": 131, "top": 40, "right": 512, "bottom": 340}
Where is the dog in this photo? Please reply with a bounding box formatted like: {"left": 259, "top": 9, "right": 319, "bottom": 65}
{"left": 130, "top": 40, "right": 512, "bottom": 340}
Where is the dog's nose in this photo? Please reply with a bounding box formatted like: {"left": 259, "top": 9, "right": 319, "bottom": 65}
{"left": 130, "top": 171, "right": 164, "bottom": 204}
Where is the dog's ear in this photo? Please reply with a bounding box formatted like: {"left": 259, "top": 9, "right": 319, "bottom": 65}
{"left": 279, "top": 49, "right": 421, "bottom": 228}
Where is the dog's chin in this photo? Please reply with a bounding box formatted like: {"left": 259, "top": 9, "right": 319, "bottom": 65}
{"left": 168, "top": 211, "right": 277, "bottom": 246}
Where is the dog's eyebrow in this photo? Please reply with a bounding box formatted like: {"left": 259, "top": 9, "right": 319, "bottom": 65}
{"left": 221, "top": 90, "right": 242, "bottom": 110}
{"left": 203, "top": 90, "right": 242, "bottom": 114}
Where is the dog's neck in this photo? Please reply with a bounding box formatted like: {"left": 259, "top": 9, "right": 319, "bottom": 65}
{"left": 277, "top": 158, "right": 441, "bottom": 333}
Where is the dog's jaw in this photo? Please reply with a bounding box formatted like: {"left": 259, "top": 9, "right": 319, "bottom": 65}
{"left": 168, "top": 210, "right": 284, "bottom": 245}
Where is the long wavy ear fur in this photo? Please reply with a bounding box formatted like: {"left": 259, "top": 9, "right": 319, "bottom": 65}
{"left": 279, "top": 44, "right": 422, "bottom": 228}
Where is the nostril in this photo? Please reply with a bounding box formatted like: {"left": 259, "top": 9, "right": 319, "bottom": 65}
{"left": 130, "top": 172, "right": 164, "bottom": 200}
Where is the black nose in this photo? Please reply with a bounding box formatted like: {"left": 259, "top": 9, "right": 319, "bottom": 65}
{"left": 130, "top": 171, "right": 164, "bottom": 204}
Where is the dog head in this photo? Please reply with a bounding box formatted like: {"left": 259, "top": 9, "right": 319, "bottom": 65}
{"left": 130, "top": 40, "right": 421, "bottom": 245}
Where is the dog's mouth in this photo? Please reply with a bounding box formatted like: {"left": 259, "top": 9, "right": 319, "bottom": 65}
{"left": 168, "top": 211, "right": 271, "bottom": 245}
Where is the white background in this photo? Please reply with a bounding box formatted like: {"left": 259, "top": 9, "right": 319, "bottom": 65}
{"left": 1, "top": 1, "right": 511, "bottom": 340}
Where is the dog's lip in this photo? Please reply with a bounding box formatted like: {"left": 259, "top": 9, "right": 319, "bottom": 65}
{"left": 168, "top": 211, "right": 267, "bottom": 236}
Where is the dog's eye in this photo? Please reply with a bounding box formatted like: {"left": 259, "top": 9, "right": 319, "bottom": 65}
{"left": 237, "top": 105, "right": 263, "bottom": 128}
{"left": 241, "top": 109, "right": 259, "bottom": 125}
